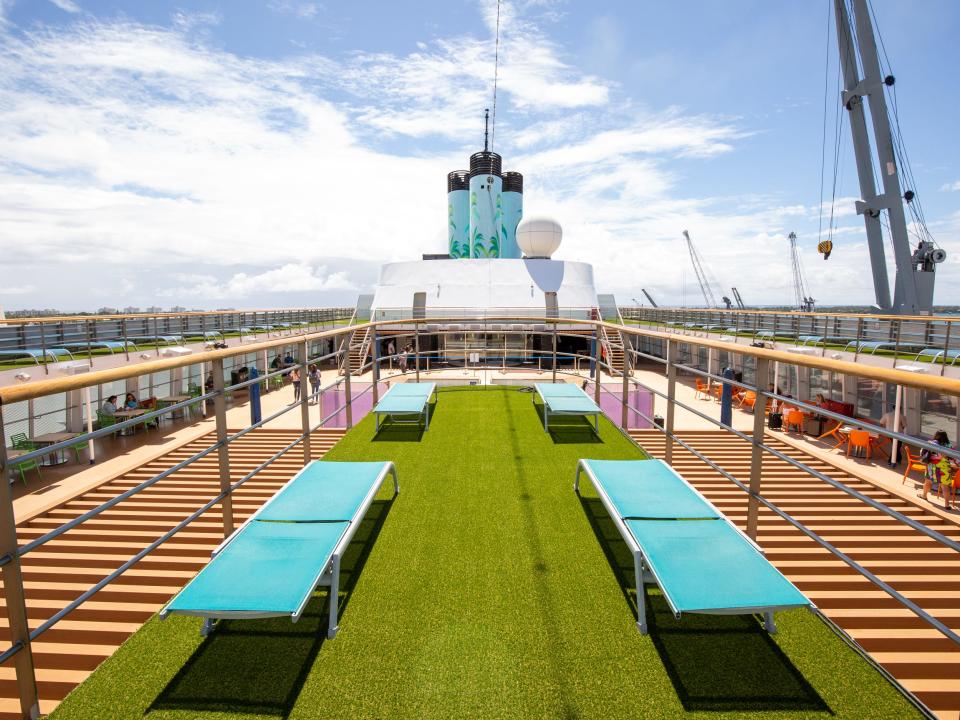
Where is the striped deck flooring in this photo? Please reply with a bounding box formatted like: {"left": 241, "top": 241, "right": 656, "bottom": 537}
{"left": 0, "top": 428, "right": 345, "bottom": 719}
{"left": 631, "top": 429, "right": 960, "bottom": 720}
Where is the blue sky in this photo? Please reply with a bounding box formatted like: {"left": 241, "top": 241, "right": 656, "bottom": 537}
{"left": 0, "top": 0, "right": 957, "bottom": 310}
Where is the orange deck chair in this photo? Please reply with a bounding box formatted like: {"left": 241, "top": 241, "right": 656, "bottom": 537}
{"left": 847, "top": 429, "right": 871, "bottom": 460}
{"left": 785, "top": 410, "right": 805, "bottom": 434}
{"left": 902, "top": 446, "right": 927, "bottom": 485}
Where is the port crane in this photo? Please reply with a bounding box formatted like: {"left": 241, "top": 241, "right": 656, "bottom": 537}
{"left": 641, "top": 289, "right": 658, "bottom": 308}
{"left": 788, "top": 232, "right": 815, "bottom": 312}
{"left": 682, "top": 230, "right": 720, "bottom": 309}
{"left": 831, "top": 0, "right": 945, "bottom": 313}
{"left": 732, "top": 287, "right": 745, "bottom": 310}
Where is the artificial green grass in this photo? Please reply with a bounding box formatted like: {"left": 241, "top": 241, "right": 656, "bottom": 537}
{"left": 50, "top": 386, "right": 921, "bottom": 719}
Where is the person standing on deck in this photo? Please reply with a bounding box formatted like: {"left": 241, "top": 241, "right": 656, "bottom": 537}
{"left": 920, "top": 430, "right": 957, "bottom": 508}
{"left": 291, "top": 367, "right": 301, "bottom": 403}
{"left": 308, "top": 364, "right": 321, "bottom": 404}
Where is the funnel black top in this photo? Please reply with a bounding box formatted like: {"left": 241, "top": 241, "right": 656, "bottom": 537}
{"left": 469, "top": 151, "right": 502, "bottom": 178}
{"left": 447, "top": 171, "right": 469, "bottom": 192}
{"left": 502, "top": 171, "right": 523, "bottom": 193}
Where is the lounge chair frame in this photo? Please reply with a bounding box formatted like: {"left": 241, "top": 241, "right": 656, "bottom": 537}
{"left": 160, "top": 461, "right": 398, "bottom": 639}
{"left": 534, "top": 383, "right": 601, "bottom": 435}
{"left": 575, "top": 460, "right": 808, "bottom": 634}
{"left": 373, "top": 382, "right": 437, "bottom": 431}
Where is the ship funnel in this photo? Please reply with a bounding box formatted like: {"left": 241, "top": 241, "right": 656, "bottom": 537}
{"left": 500, "top": 171, "right": 523, "bottom": 258}
{"left": 447, "top": 171, "right": 469, "bottom": 258}
{"left": 468, "top": 151, "right": 503, "bottom": 258}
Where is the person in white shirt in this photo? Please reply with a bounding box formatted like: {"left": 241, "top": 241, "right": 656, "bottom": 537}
{"left": 880, "top": 406, "right": 907, "bottom": 466}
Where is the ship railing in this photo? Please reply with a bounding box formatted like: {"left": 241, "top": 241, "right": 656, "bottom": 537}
{"left": 622, "top": 306, "right": 960, "bottom": 375}
{"left": 0, "top": 307, "right": 354, "bottom": 375}
{"left": 1, "top": 316, "right": 960, "bottom": 717}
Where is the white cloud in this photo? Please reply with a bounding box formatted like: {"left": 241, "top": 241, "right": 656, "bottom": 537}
{"left": 48, "top": 0, "right": 80, "bottom": 12}
{"left": 268, "top": 1, "right": 323, "bottom": 19}
{"left": 1, "top": 2, "right": 951, "bottom": 311}
{"left": 159, "top": 265, "right": 354, "bottom": 300}
{"left": 0, "top": 284, "right": 35, "bottom": 295}
{"left": 941, "top": 181, "right": 960, "bottom": 192}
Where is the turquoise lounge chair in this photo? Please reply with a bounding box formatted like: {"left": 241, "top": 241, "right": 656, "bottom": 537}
{"left": 160, "top": 460, "right": 399, "bottom": 639}
{"left": 373, "top": 382, "right": 437, "bottom": 431}
{"left": 534, "top": 382, "right": 601, "bottom": 435}
{"left": 575, "top": 458, "right": 811, "bottom": 634}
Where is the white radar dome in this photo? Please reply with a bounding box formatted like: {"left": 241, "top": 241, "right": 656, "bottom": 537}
{"left": 516, "top": 217, "right": 562, "bottom": 259}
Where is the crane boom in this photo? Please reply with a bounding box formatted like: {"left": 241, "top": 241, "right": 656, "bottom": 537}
{"left": 732, "top": 287, "right": 745, "bottom": 310}
{"left": 788, "top": 232, "right": 815, "bottom": 312}
{"left": 641, "top": 288, "right": 658, "bottom": 308}
{"left": 683, "top": 230, "right": 718, "bottom": 309}
{"left": 832, "top": 0, "right": 944, "bottom": 313}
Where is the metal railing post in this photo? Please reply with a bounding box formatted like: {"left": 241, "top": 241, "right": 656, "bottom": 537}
{"left": 211, "top": 358, "right": 234, "bottom": 538}
{"left": 594, "top": 324, "right": 602, "bottom": 406}
{"left": 552, "top": 322, "right": 558, "bottom": 383}
{"left": 415, "top": 323, "right": 420, "bottom": 383}
{"left": 343, "top": 331, "right": 354, "bottom": 429}
{"left": 621, "top": 338, "right": 631, "bottom": 428}
{"left": 39, "top": 322, "right": 48, "bottom": 376}
{"left": 943, "top": 322, "right": 952, "bottom": 377}
{"left": 121, "top": 318, "right": 129, "bottom": 360}
{"left": 593, "top": 325, "right": 600, "bottom": 406}
{"left": 746, "top": 357, "right": 770, "bottom": 540}
{"left": 86, "top": 319, "right": 93, "bottom": 367}
{"left": 0, "top": 407, "right": 41, "bottom": 720}
{"left": 665, "top": 340, "right": 678, "bottom": 465}
{"left": 371, "top": 330, "right": 380, "bottom": 405}
{"left": 300, "top": 340, "right": 311, "bottom": 466}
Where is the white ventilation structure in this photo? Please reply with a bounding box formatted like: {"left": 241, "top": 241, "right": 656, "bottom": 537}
{"left": 517, "top": 217, "right": 562, "bottom": 259}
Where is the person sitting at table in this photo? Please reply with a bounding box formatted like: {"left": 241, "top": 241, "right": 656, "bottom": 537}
{"left": 124, "top": 393, "right": 139, "bottom": 410}
{"left": 920, "top": 430, "right": 957, "bottom": 507}
{"left": 283, "top": 352, "right": 294, "bottom": 367}
{"left": 101, "top": 395, "right": 118, "bottom": 416}
{"left": 270, "top": 355, "right": 281, "bottom": 370}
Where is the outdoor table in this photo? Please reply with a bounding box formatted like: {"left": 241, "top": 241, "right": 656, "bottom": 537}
{"left": 29, "top": 432, "right": 79, "bottom": 465}
{"left": 114, "top": 409, "right": 147, "bottom": 435}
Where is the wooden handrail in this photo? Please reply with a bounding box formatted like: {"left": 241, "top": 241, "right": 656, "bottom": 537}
{"left": 623, "top": 306, "right": 960, "bottom": 323}
{"left": 0, "top": 307, "right": 347, "bottom": 325}
{"left": 2, "top": 316, "right": 960, "bottom": 404}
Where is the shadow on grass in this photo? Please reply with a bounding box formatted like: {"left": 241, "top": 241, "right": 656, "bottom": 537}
{"left": 373, "top": 423, "right": 425, "bottom": 442}
{"left": 577, "top": 496, "right": 829, "bottom": 714}
{"left": 372, "top": 398, "right": 438, "bottom": 442}
{"left": 149, "top": 498, "right": 395, "bottom": 718}
{"left": 530, "top": 398, "right": 604, "bottom": 445}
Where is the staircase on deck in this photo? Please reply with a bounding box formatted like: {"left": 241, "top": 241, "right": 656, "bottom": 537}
{"left": 631, "top": 428, "right": 960, "bottom": 720}
{"left": 595, "top": 294, "right": 631, "bottom": 378}
{"left": 339, "top": 326, "right": 372, "bottom": 376}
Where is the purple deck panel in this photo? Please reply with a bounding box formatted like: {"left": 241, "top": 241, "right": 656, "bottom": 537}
{"left": 582, "top": 382, "right": 654, "bottom": 429}
{"left": 318, "top": 382, "right": 389, "bottom": 428}
{"left": 319, "top": 380, "right": 653, "bottom": 430}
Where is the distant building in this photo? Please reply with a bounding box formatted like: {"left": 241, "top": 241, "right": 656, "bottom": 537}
{"left": 97, "top": 306, "right": 118, "bottom": 315}
{"left": 122, "top": 306, "right": 140, "bottom": 314}
{"left": 146, "top": 306, "right": 162, "bottom": 313}
{"left": 169, "top": 305, "right": 187, "bottom": 313}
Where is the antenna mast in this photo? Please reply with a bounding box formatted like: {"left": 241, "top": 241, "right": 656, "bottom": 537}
{"left": 483, "top": 108, "right": 489, "bottom": 152}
